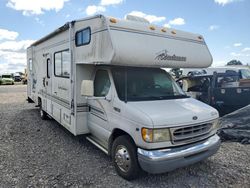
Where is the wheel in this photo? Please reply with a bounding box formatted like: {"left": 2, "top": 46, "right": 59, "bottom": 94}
{"left": 39, "top": 103, "right": 47, "bottom": 120}
{"left": 111, "top": 135, "right": 141, "bottom": 180}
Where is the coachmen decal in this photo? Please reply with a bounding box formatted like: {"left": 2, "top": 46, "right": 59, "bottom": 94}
{"left": 155, "top": 50, "right": 187, "bottom": 62}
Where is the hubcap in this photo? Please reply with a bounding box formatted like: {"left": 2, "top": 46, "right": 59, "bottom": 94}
{"left": 115, "top": 145, "right": 131, "bottom": 173}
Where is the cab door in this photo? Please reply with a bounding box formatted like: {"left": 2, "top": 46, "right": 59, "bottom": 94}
{"left": 87, "top": 69, "right": 112, "bottom": 145}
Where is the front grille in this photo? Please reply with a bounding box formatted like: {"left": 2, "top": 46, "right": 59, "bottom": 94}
{"left": 170, "top": 123, "right": 212, "bottom": 145}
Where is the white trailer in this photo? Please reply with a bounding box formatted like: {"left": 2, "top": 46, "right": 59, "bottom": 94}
{"left": 27, "top": 15, "right": 220, "bottom": 180}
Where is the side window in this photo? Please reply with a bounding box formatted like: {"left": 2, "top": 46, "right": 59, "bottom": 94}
{"left": 62, "top": 51, "right": 70, "bottom": 77}
{"left": 94, "top": 70, "right": 111, "bottom": 97}
{"left": 47, "top": 58, "right": 51, "bottom": 78}
{"left": 54, "top": 50, "right": 70, "bottom": 78}
{"left": 55, "top": 52, "right": 62, "bottom": 76}
{"left": 75, "top": 27, "right": 91, "bottom": 47}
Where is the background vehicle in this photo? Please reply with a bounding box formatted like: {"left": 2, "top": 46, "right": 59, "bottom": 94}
{"left": 182, "top": 66, "right": 250, "bottom": 78}
{"left": 27, "top": 15, "right": 220, "bottom": 180}
{"left": 177, "top": 70, "right": 250, "bottom": 116}
{"left": 21, "top": 69, "right": 27, "bottom": 84}
{"left": 0, "top": 74, "right": 14, "bottom": 85}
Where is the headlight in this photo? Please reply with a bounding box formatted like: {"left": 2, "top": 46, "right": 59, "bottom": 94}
{"left": 211, "top": 119, "right": 220, "bottom": 131}
{"left": 141, "top": 128, "right": 171, "bottom": 143}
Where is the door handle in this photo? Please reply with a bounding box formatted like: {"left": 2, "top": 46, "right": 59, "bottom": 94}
{"left": 42, "top": 78, "right": 46, "bottom": 87}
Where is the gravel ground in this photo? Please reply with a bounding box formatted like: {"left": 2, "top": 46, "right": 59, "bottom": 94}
{"left": 0, "top": 85, "right": 249, "bottom": 188}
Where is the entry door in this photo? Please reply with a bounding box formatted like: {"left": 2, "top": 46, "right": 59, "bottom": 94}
{"left": 45, "top": 57, "right": 52, "bottom": 114}
{"left": 87, "top": 69, "right": 112, "bottom": 144}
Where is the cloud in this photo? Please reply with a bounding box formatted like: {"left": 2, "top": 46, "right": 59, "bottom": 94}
{"left": 230, "top": 52, "right": 249, "bottom": 57}
{"left": 0, "top": 51, "right": 27, "bottom": 74}
{"left": 214, "top": 0, "right": 241, "bottom": 6}
{"left": 230, "top": 52, "right": 242, "bottom": 56}
{"left": 212, "top": 60, "right": 227, "bottom": 67}
{"left": 242, "top": 47, "right": 250, "bottom": 52}
{"left": 233, "top": 43, "right": 242, "bottom": 47}
{"left": 35, "top": 17, "right": 45, "bottom": 26}
{"left": 168, "top": 18, "right": 185, "bottom": 26}
{"left": 0, "top": 40, "right": 35, "bottom": 52}
{"left": 0, "top": 39, "right": 35, "bottom": 74}
{"left": 85, "top": 5, "right": 106, "bottom": 16}
{"left": 126, "top": 12, "right": 185, "bottom": 28}
{"left": 85, "top": 0, "right": 123, "bottom": 16}
{"left": 127, "top": 11, "right": 166, "bottom": 23}
{"left": 163, "top": 18, "right": 186, "bottom": 28}
{"left": 209, "top": 25, "right": 220, "bottom": 31}
{"left": 0, "top": 28, "right": 19, "bottom": 40}
{"left": 6, "top": 0, "right": 69, "bottom": 16}
{"left": 100, "top": 0, "right": 124, "bottom": 6}
{"left": 163, "top": 23, "right": 171, "bottom": 28}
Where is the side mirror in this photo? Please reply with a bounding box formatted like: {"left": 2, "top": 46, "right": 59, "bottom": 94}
{"left": 81, "top": 80, "right": 94, "bottom": 97}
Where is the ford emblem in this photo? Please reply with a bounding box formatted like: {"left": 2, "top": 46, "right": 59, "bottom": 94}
{"left": 193, "top": 116, "right": 198, "bottom": 120}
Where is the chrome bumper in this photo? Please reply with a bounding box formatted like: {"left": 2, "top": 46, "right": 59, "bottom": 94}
{"left": 137, "top": 134, "right": 221, "bottom": 173}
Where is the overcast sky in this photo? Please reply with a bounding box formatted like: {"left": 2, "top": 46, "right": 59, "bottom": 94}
{"left": 0, "top": 0, "right": 249, "bottom": 74}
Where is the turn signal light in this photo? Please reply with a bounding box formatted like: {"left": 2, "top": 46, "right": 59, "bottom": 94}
{"left": 161, "top": 28, "right": 167, "bottom": 32}
{"left": 149, "top": 26, "right": 156, "bottom": 30}
{"left": 110, "top": 18, "right": 117, "bottom": 23}
{"left": 171, "top": 31, "right": 176, "bottom": 34}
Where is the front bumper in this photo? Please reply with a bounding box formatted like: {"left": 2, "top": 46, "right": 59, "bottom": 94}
{"left": 137, "top": 134, "right": 221, "bottom": 174}
{"left": 1, "top": 81, "right": 14, "bottom": 85}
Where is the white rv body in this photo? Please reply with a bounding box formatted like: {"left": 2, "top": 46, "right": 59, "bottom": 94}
{"left": 27, "top": 15, "right": 220, "bottom": 179}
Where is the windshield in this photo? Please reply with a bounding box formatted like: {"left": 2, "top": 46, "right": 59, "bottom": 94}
{"left": 112, "top": 67, "right": 188, "bottom": 102}
{"left": 2, "top": 75, "right": 11, "bottom": 79}
{"left": 240, "top": 69, "right": 250, "bottom": 79}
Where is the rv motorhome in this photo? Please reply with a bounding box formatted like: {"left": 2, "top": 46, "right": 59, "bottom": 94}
{"left": 27, "top": 15, "right": 220, "bottom": 180}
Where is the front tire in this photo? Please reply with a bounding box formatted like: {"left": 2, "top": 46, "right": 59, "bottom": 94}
{"left": 111, "top": 135, "right": 141, "bottom": 180}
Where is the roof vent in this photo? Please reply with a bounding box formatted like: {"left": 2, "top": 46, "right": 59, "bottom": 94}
{"left": 125, "top": 15, "right": 150, "bottom": 24}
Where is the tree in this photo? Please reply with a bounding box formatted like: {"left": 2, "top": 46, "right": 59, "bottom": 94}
{"left": 227, "top": 60, "right": 243, "bottom": 66}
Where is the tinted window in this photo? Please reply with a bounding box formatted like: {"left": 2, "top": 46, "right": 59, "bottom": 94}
{"left": 2, "top": 75, "right": 11, "bottom": 79}
{"left": 94, "top": 70, "right": 111, "bottom": 97}
{"left": 55, "top": 53, "right": 62, "bottom": 76}
{"left": 54, "top": 50, "right": 70, "bottom": 78}
{"left": 62, "top": 51, "right": 70, "bottom": 77}
{"left": 240, "top": 69, "right": 250, "bottom": 79}
{"left": 216, "top": 75, "right": 239, "bottom": 88}
{"left": 75, "top": 27, "right": 91, "bottom": 46}
{"left": 112, "top": 67, "right": 187, "bottom": 101}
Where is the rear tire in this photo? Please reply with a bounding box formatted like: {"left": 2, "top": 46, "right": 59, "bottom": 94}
{"left": 39, "top": 102, "right": 47, "bottom": 120}
{"left": 111, "top": 135, "right": 141, "bottom": 180}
